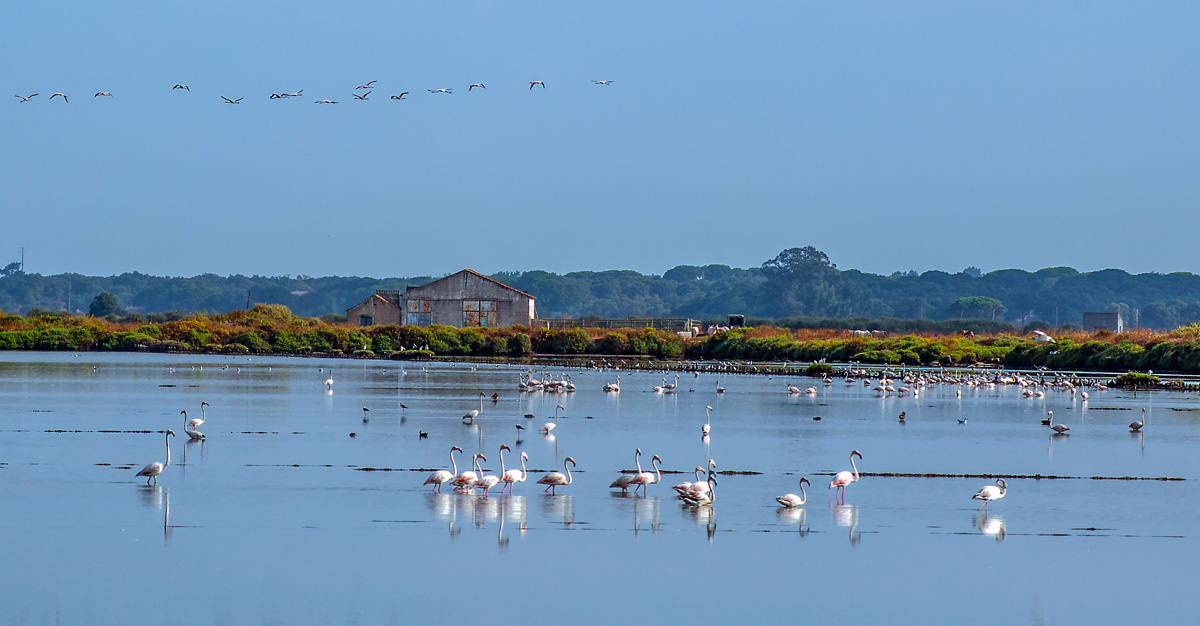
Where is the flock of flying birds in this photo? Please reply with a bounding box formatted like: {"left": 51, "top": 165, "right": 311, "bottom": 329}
{"left": 13, "top": 79, "right": 615, "bottom": 106}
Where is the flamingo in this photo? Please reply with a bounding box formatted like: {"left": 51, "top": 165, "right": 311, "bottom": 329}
{"left": 776, "top": 477, "right": 811, "bottom": 508}
{"left": 50, "top": 93, "right": 68, "bottom": 103}
{"left": 529, "top": 81, "right": 545, "bottom": 89}
{"left": 352, "top": 91, "right": 370, "bottom": 100}
{"left": 94, "top": 92, "right": 112, "bottom": 97}
{"left": 172, "top": 84, "right": 189, "bottom": 90}
{"left": 632, "top": 454, "right": 662, "bottom": 495}
{"left": 451, "top": 454, "right": 483, "bottom": 492}
{"left": 501, "top": 446, "right": 529, "bottom": 494}
{"left": 469, "top": 83, "right": 485, "bottom": 91}
{"left": 355, "top": 81, "right": 377, "bottom": 89}
{"left": 1047, "top": 412, "right": 1069, "bottom": 434}
{"left": 324, "top": 371, "right": 334, "bottom": 389}
{"left": 538, "top": 456, "right": 576, "bottom": 494}
{"left": 315, "top": 100, "right": 339, "bottom": 104}
{"left": 715, "top": 380, "right": 725, "bottom": 394}
{"left": 540, "top": 405, "right": 564, "bottom": 434}
{"left": 663, "top": 374, "right": 680, "bottom": 393}
{"left": 1129, "top": 408, "right": 1147, "bottom": 432}
{"left": 463, "top": 392, "right": 485, "bottom": 423}
{"left": 284, "top": 90, "right": 303, "bottom": 97}
{"left": 680, "top": 469, "right": 716, "bottom": 506}
{"left": 672, "top": 466, "right": 706, "bottom": 496}
{"left": 702, "top": 405, "right": 713, "bottom": 435}
{"left": 428, "top": 88, "right": 452, "bottom": 94}
{"left": 181, "top": 410, "right": 204, "bottom": 440}
{"left": 475, "top": 451, "right": 502, "bottom": 497}
{"left": 972, "top": 478, "right": 1007, "bottom": 511}
{"left": 221, "top": 96, "right": 243, "bottom": 104}
{"left": 591, "top": 80, "right": 614, "bottom": 85}
{"left": 829, "top": 450, "right": 862, "bottom": 504}
{"left": 787, "top": 384, "right": 801, "bottom": 394}
{"left": 391, "top": 92, "right": 409, "bottom": 100}
{"left": 136, "top": 430, "right": 176, "bottom": 486}
{"left": 14, "top": 94, "right": 37, "bottom": 102}
{"left": 686, "top": 459, "right": 718, "bottom": 498}
{"left": 610, "top": 448, "right": 643, "bottom": 492}
{"left": 188, "top": 401, "right": 208, "bottom": 431}
{"left": 804, "top": 387, "right": 817, "bottom": 395}
{"left": 423, "top": 446, "right": 463, "bottom": 492}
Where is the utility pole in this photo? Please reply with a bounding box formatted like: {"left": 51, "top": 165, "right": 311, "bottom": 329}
{"left": 19, "top": 247, "right": 24, "bottom": 272}
{"left": 246, "top": 289, "right": 252, "bottom": 311}
{"left": 67, "top": 274, "right": 72, "bottom": 312}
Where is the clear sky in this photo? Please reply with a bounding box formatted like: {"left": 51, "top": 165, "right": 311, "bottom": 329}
{"left": 3, "top": 2, "right": 1198, "bottom": 279}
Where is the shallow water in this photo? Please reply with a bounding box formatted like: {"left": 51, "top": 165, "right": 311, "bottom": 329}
{"left": 0, "top": 353, "right": 1195, "bottom": 625}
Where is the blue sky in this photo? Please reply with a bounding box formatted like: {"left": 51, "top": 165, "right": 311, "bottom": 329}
{"left": 3, "top": 2, "right": 1198, "bottom": 278}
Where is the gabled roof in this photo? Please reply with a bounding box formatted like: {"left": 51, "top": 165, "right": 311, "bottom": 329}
{"left": 406, "top": 268, "right": 536, "bottom": 299}
{"left": 345, "top": 293, "right": 403, "bottom": 313}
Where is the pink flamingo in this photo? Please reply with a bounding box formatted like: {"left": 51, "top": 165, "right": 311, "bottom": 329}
{"left": 423, "top": 446, "right": 463, "bottom": 493}
{"left": 136, "top": 430, "right": 176, "bottom": 486}
{"left": 972, "top": 479, "right": 1007, "bottom": 511}
{"left": 540, "top": 405, "right": 564, "bottom": 434}
{"left": 610, "top": 448, "right": 642, "bottom": 492}
{"left": 631, "top": 454, "right": 662, "bottom": 495}
{"left": 672, "top": 465, "right": 706, "bottom": 496}
{"left": 829, "top": 450, "right": 862, "bottom": 504}
{"left": 776, "top": 477, "right": 811, "bottom": 508}
{"left": 451, "top": 454, "right": 483, "bottom": 492}
{"left": 475, "top": 450, "right": 502, "bottom": 497}
{"left": 500, "top": 446, "right": 529, "bottom": 494}
{"left": 538, "top": 456, "right": 576, "bottom": 494}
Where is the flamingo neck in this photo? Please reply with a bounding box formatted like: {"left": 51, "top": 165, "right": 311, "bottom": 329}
{"left": 164, "top": 433, "right": 171, "bottom": 469}
{"left": 563, "top": 460, "right": 573, "bottom": 485}
{"left": 499, "top": 448, "right": 507, "bottom": 474}
{"left": 450, "top": 450, "right": 459, "bottom": 476}
{"left": 652, "top": 458, "right": 661, "bottom": 482}
{"left": 797, "top": 481, "right": 806, "bottom": 504}
{"left": 850, "top": 455, "right": 859, "bottom": 482}
{"left": 519, "top": 455, "right": 527, "bottom": 480}
{"left": 634, "top": 450, "right": 643, "bottom": 474}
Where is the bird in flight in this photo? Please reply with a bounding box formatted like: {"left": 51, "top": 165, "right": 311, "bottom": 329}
{"left": 355, "top": 80, "right": 376, "bottom": 90}
{"left": 94, "top": 91, "right": 112, "bottom": 97}
{"left": 221, "top": 96, "right": 243, "bottom": 104}
{"left": 469, "top": 83, "right": 485, "bottom": 91}
{"left": 591, "top": 80, "right": 614, "bottom": 85}
{"left": 427, "top": 88, "right": 451, "bottom": 94}
{"left": 50, "top": 93, "right": 69, "bottom": 102}
{"left": 283, "top": 90, "right": 302, "bottom": 98}
{"left": 390, "top": 92, "right": 409, "bottom": 100}
{"left": 14, "top": 94, "right": 37, "bottom": 102}
{"left": 529, "top": 81, "right": 545, "bottom": 89}
{"left": 270, "top": 93, "right": 284, "bottom": 99}
{"left": 172, "top": 84, "right": 189, "bottom": 91}
{"left": 352, "top": 91, "right": 370, "bottom": 100}
{"left": 314, "top": 99, "right": 338, "bottom": 104}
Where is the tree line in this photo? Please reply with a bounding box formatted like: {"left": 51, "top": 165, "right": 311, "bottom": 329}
{"left": 5, "top": 247, "right": 1200, "bottom": 329}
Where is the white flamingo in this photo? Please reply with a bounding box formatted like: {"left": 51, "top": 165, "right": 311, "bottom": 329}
{"left": 324, "top": 371, "right": 334, "bottom": 389}
{"left": 610, "top": 448, "right": 642, "bottom": 492}
{"left": 680, "top": 469, "right": 716, "bottom": 506}
{"left": 1047, "top": 412, "right": 1069, "bottom": 434}
{"left": 469, "top": 83, "right": 486, "bottom": 91}
{"left": 50, "top": 93, "right": 68, "bottom": 103}
{"left": 451, "top": 454, "right": 483, "bottom": 492}
{"left": 463, "top": 392, "right": 485, "bottom": 423}
{"left": 672, "top": 466, "right": 706, "bottom": 496}
{"left": 181, "top": 410, "right": 204, "bottom": 440}
{"left": 136, "top": 430, "right": 176, "bottom": 486}
{"left": 663, "top": 374, "right": 680, "bottom": 393}
{"left": 972, "top": 478, "right": 1007, "bottom": 511}
{"left": 1129, "top": 408, "right": 1147, "bottom": 432}
{"left": 529, "top": 81, "right": 545, "bottom": 89}
{"left": 428, "top": 88, "right": 452, "bottom": 94}
{"left": 715, "top": 380, "right": 725, "bottom": 394}
{"left": 475, "top": 450, "right": 502, "bottom": 497}
{"left": 423, "top": 446, "right": 463, "bottom": 493}
{"left": 787, "top": 384, "right": 801, "bottom": 394}
{"left": 776, "top": 477, "right": 811, "bottom": 508}
{"left": 187, "top": 401, "right": 208, "bottom": 431}
{"left": 538, "top": 456, "right": 576, "bottom": 494}
{"left": 632, "top": 454, "right": 662, "bottom": 495}
{"left": 686, "top": 459, "right": 718, "bottom": 498}
{"left": 829, "top": 450, "right": 862, "bottom": 504}
{"left": 500, "top": 446, "right": 529, "bottom": 494}
{"left": 702, "top": 405, "right": 713, "bottom": 435}
{"left": 540, "top": 405, "right": 564, "bottom": 434}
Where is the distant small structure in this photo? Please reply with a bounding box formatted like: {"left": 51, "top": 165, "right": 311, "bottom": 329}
{"left": 1083, "top": 312, "right": 1124, "bottom": 333}
{"left": 727, "top": 314, "right": 745, "bottom": 328}
{"left": 346, "top": 290, "right": 402, "bottom": 327}
{"left": 402, "top": 269, "right": 536, "bottom": 328}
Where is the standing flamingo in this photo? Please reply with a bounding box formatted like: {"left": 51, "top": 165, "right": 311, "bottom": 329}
{"left": 324, "top": 371, "right": 334, "bottom": 390}
{"left": 475, "top": 450, "right": 502, "bottom": 497}
{"left": 673, "top": 466, "right": 707, "bottom": 496}
{"left": 463, "top": 392, "right": 485, "bottom": 423}
{"left": 715, "top": 380, "right": 725, "bottom": 394}
{"left": 972, "top": 478, "right": 1007, "bottom": 511}
{"left": 451, "top": 454, "right": 484, "bottom": 492}
{"left": 829, "top": 450, "right": 862, "bottom": 504}
{"left": 181, "top": 410, "right": 204, "bottom": 440}
{"left": 610, "top": 448, "right": 643, "bottom": 492}
{"left": 776, "top": 477, "right": 811, "bottom": 508}
{"left": 686, "top": 459, "right": 718, "bottom": 498}
{"left": 540, "top": 405, "right": 564, "bottom": 434}
{"left": 501, "top": 447, "right": 529, "bottom": 494}
{"left": 1129, "top": 408, "right": 1147, "bottom": 432}
{"left": 680, "top": 468, "right": 716, "bottom": 506}
{"left": 632, "top": 454, "right": 662, "bottom": 495}
{"left": 702, "top": 405, "right": 713, "bottom": 435}
{"left": 1047, "top": 412, "right": 1069, "bottom": 434}
{"left": 424, "top": 446, "right": 464, "bottom": 493}
{"left": 538, "top": 456, "right": 576, "bottom": 494}
{"left": 136, "top": 430, "right": 176, "bottom": 486}
{"left": 187, "top": 401, "right": 208, "bottom": 431}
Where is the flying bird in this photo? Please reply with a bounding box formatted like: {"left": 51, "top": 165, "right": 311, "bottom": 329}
{"left": 390, "top": 92, "right": 409, "bottom": 100}
{"left": 529, "top": 81, "right": 545, "bottom": 89}
{"left": 221, "top": 96, "right": 243, "bottom": 104}
{"left": 14, "top": 94, "right": 37, "bottom": 102}
{"left": 94, "top": 91, "right": 112, "bottom": 97}
{"left": 355, "top": 81, "right": 377, "bottom": 89}
{"left": 591, "top": 80, "right": 614, "bottom": 85}
{"left": 469, "top": 83, "right": 485, "bottom": 91}
{"left": 270, "top": 94, "right": 283, "bottom": 99}
{"left": 172, "top": 84, "right": 189, "bottom": 91}
{"left": 283, "top": 90, "right": 303, "bottom": 97}
{"left": 352, "top": 91, "right": 370, "bottom": 100}
{"left": 427, "top": 88, "right": 451, "bottom": 94}
{"left": 49, "top": 93, "right": 68, "bottom": 102}
{"left": 314, "top": 99, "right": 339, "bottom": 104}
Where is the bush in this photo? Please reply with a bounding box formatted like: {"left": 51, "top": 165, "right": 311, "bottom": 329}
{"left": 230, "top": 331, "right": 271, "bottom": 352}
{"left": 806, "top": 362, "right": 834, "bottom": 376}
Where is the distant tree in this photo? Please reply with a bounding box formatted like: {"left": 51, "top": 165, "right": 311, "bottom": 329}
{"left": 949, "top": 296, "right": 1006, "bottom": 321}
{"left": 761, "top": 246, "right": 836, "bottom": 281}
{"left": 1, "top": 262, "right": 22, "bottom": 277}
{"left": 89, "top": 292, "right": 120, "bottom": 317}
{"left": 961, "top": 266, "right": 983, "bottom": 278}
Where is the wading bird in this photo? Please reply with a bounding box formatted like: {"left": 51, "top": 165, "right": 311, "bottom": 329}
{"left": 537, "top": 456, "right": 576, "bottom": 494}
{"left": 352, "top": 91, "right": 370, "bottom": 100}
{"left": 451, "top": 453, "right": 483, "bottom": 492}
{"left": 1047, "top": 412, "right": 1069, "bottom": 434}
{"left": 632, "top": 454, "right": 662, "bottom": 495}
{"left": 703, "top": 405, "right": 713, "bottom": 435}
{"left": 1130, "top": 408, "right": 1147, "bottom": 432}
{"left": 672, "top": 466, "right": 707, "bottom": 496}
{"left": 181, "top": 411, "right": 204, "bottom": 440}
{"left": 972, "top": 478, "right": 1007, "bottom": 511}
{"left": 829, "top": 450, "right": 862, "bottom": 504}
{"left": 315, "top": 100, "right": 338, "bottom": 104}
{"left": 776, "top": 477, "right": 811, "bottom": 508}
{"left": 136, "top": 430, "right": 176, "bottom": 486}
{"left": 540, "top": 404, "right": 564, "bottom": 434}
{"left": 463, "top": 392, "right": 485, "bottom": 424}
{"left": 427, "top": 88, "right": 451, "bottom": 94}
{"left": 680, "top": 468, "right": 716, "bottom": 506}
{"left": 475, "top": 449, "right": 503, "bottom": 497}
{"left": 500, "top": 445, "right": 529, "bottom": 494}
{"left": 221, "top": 96, "right": 242, "bottom": 104}
{"left": 362, "top": 407, "right": 370, "bottom": 423}
{"left": 610, "top": 448, "right": 643, "bottom": 492}
{"left": 591, "top": 80, "right": 614, "bottom": 85}
{"left": 324, "top": 371, "right": 334, "bottom": 389}
{"left": 424, "top": 446, "right": 463, "bottom": 492}
{"left": 188, "top": 401, "right": 208, "bottom": 431}
{"left": 284, "top": 90, "right": 302, "bottom": 97}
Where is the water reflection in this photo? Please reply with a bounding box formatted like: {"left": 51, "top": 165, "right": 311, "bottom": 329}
{"left": 973, "top": 513, "right": 1006, "bottom": 543}
{"left": 137, "top": 486, "right": 171, "bottom": 543}
{"left": 831, "top": 504, "right": 861, "bottom": 545}
{"left": 540, "top": 494, "right": 576, "bottom": 527}
{"left": 776, "top": 506, "right": 810, "bottom": 537}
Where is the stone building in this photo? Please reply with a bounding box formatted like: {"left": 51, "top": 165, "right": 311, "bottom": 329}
{"left": 1082, "top": 312, "right": 1124, "bottom": 333}
{"left": 400, "top": 269, "right": 535, "bottom": 328}
{"left": 345, "top": 290, "right": 402, "bottom": 326}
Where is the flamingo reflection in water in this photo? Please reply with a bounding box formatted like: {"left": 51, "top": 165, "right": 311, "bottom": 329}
{"left": 973, "top": 513, "right": 1006, "bottom": 542}
{"left": 776, "top": 505, "right": 809, "bottom": 537}
{"left": 831, "top": 503, "right": 861, "bottom": 545}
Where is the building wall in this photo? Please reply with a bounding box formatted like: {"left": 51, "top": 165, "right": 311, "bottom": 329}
{"left": 401, "top": 270, "right": 535, "bottom": 328}
{"left": 1082, "top": 312, "right": 1123, "bottom": 333}
{"left": 346, "top": 295, "right": 402, "bottom": 326}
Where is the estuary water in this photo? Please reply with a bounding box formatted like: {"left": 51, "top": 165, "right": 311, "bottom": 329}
{"left": 0, "top": 352, "right": 1196, "bottom": 625}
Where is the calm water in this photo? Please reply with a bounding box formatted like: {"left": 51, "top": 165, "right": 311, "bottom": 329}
{"left": 1, "top": 353, "right": 1196, "bottom": 625}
